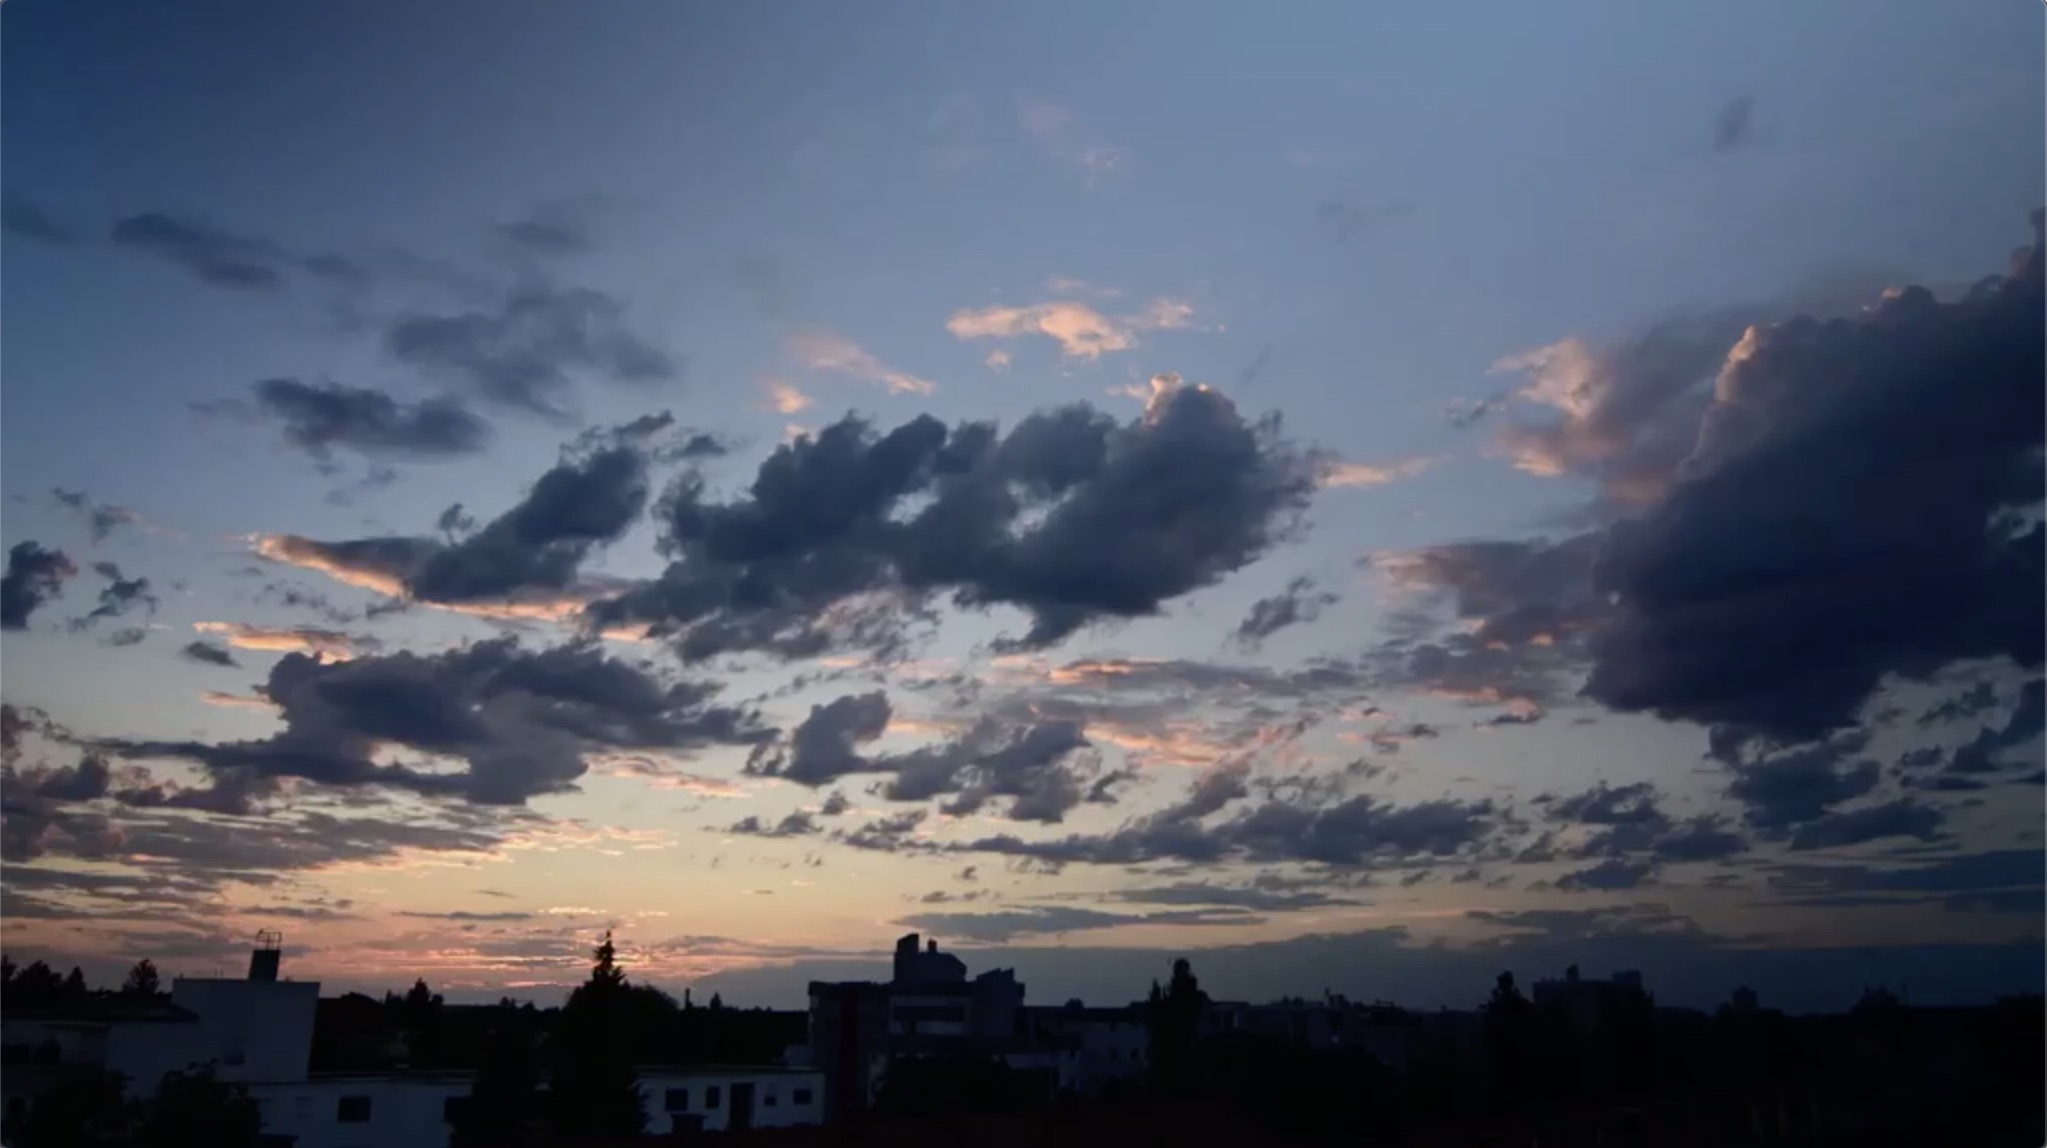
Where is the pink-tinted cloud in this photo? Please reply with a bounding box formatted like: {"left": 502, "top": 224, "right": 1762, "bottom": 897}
{"left": 947, "top": 298, "right": 1192, "bottom": 361}
{"left": 787, "top": 330, "right": 936, "bottom": 395}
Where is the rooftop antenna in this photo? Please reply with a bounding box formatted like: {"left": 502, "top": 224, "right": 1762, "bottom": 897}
{"left": 249, "top": 929, "right": 284, "bottom": 982}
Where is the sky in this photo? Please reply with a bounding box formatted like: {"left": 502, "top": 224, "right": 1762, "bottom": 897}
{"left": 1, "top": 0, "right": 2042, "bottom": 1014}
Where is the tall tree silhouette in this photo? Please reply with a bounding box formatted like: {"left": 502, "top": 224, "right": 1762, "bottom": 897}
{"left": 1481, "top": 970, "right": 1533, "bottom": 1111}
{"left": 9, "top": 959, "right": 65, "bottom": 1006}
{"left": 121, "top": 959, "right": 162, "bottom": 997}
{"left": 1147, "top": 958, "right": 1207, "bottom": 1098}
{"left": 548, "top": 930, "right": 646, "bottom": 1137}
{"left": 62, "top": 966, "right": 87, "bottom": 999}
{"left": 454, "top": 1001, "right": 541, "bottom": 1148}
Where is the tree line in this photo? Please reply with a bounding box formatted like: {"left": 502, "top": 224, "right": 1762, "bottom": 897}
{"left": 0, "top": 936, "right": 795, "bottom": 1146}
{"left": 860, "top": 957, "right": 2045, "bottom": 1147}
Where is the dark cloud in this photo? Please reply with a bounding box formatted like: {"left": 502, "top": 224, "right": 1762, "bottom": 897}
{"left": 254, "top": 582, "right": 360, "bottom": 626}
{"left": 105, "top": 636, "right": 768, "bottom": 805}
{"left": 898, "top": 903, "right": 1261, "bottom": 943}
{"left": 1647, "top": 817, "right": 1748, "bottom": 862}
{"left": 1769, "top": 848, "right": 2044, "bottom": 902}
{"left": 395, "top": 909, "right": 536, "bottom": 922}
{"left": 1, "top": 541, "right": 79, "bottom": 629}
{"left": 1233, "top": 576, "right": 1339, "bottom": 646}
{"left": 236, "top": 378, "right": 492, "bottom": 462}
{"left": 69, "top": 563, "right": 158, "bottom": 629}
{"left": 836, "top": 809, "right": 928, "bottom": 852}
{"left": 1948, "top": 679, "right": 2045, "bottom": 777}
{"left": 50, "top": 489, "right": 141, "bottom": 543}
{"left": 1363, "top": 534, "right": 1601, "bottom": 707}
{"left": 898, "top": 718, "right": 1095, "bottom": 823}
{"left": 1713, "top": 96, "right": 1755, "bottom": 153}
{"left": 1554, "top": 858, "right": 1659, "bottom": 891}
{"left": 1402, "top": 233, "right": 2042, "bottom": 750}
{"left": 952, "top": 790, "right": 1502, "bottom": 870}
{"left": 438, "top": 503, "right": 480, "bottom": 538}
{"left": 746, "top": 692, "right": 892, "bottom": 787}
{"left": 13, "top": 804, "right": 514, "bottom": 890}
{"left": 1727, "top": 740, "right": 1881, "bottom": 832}
{"left": 2, "top": 191, "right": 79, "bottom": 245}
{"left": 1786, "top": 798, "right": 1945, "bottom": 852}
{"left": 1484, "top": 264, "right": 1909, "bottom": 514}
{"left": 726, "top": 811, "right": 819, "bottom": 839}
{"left": 384, "top": 282, "right": 674, "bottom": 417}
{"left": 593, "top": 383, "right": 1318, "bottom": 658}
{"left": 819, "top": 791, "right": 852, "bottom": 817}
{"left": 1100, "top": 880, "right": 1363, "bottom": 912}
{"left": 1584, "top": 235, "right": 2044, "bottom": 745}
{"left": 1466, "top": 903, "right": 1705, "bottom": 943}
{"left": 257, "top": 438, "right": 663, "bottom": 612}
{"left": 1541, "top": 781, "right": 1751, "bottom": 864}
{"left": 1549, "top": 781, "right": 1662, "bottom": 826}
{"left": 181, "top": 641, "right": 238, "bottom": 668}
{"left": 406, "top": 444, "right": 653, "bottom": 603}
{"left": 113, "top": 766, "right": 278, "bottom": 817}
{"left": 109, "top": 212, "right": 290, "bottom": 290}
{"left": 746, "top": 691, "right": 1098, "bottom": 824}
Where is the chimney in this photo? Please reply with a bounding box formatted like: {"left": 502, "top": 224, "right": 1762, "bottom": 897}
{"left": 926, "top": 940, "right": 938, "bottom": 955}
{"left": 249, "top": 929, "right": 283, "bottom": 982}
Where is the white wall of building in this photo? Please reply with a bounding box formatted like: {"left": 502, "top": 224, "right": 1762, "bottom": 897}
{"left": 104, "top": 1022, "right": 217, "bottom": 1097}
{"left": 247, "top": 1076, "right": 468, "bottom": 1148}
{"left": 640, "top": 1068, "right": 825, "bottom": 1134}
{"left": 169, "top": 978, "right": 319, "bottom": 1083}
{"left": 2, "top": 1016, "right": 225, "bottom": 1100}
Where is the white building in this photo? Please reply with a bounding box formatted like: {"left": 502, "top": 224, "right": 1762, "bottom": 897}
{"left": 1, "top": 938, "right": 823, "bottom": 1147}
{"left": 639, "top": 1065, "right": 824, "bottom": 1134}
{"left": 1025, "top": 1004, "right": 1148, "bottom": 1094}
{"left": 245, "top": 1073, "right": 471, "bottom": 1148}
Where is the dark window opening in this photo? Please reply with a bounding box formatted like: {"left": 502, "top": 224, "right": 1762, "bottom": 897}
{"left": 336, "top": 1095, "right": 372, "bottom": 1123}
{"left": 664, "top": 1088, "right": 689, "bottom": 1113}
{"left": 793, "top": 1088, "right": 813, "bottom": 1105}
{"left": 706, "top": 1086, "right": 722, "bottom": 1109}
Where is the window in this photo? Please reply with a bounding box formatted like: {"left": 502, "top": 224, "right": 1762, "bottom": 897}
{"left": 664, "top": 1088, "right": 690, "bottom": 1113}
{"left": 705, "top": 1086, "right": 722, "bottom": 1109}
{"left": 793, "top": 1088, "right": 813, "bottom": 1105}
{"left": 336, "top": 1095, "right": 372, "bottom": 1123}
{"left": 764, "top": 1089, "right": 778, "bottom": 1108}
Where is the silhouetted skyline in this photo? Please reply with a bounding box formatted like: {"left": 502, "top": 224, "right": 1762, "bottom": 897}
{"left": 1, "top": 0, "right": 2042, "bottom": 1018}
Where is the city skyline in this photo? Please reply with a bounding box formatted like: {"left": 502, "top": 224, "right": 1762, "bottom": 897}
{"left": 2, "top": 0, "right": 2041, "bottom": 1013}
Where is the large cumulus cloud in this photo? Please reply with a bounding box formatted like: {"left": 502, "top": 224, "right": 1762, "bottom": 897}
{"left": 0, "top": 542, "right": 79, "bottom": 630}
{"left": 1585, "top": 227, "right": 2044, "bottom": 746}
{"left": 106, "top": 636, "right": 769, "bottom": 805}
{"left": 251, "top": 425, "right": 675, "bottom": 618}
{"left": 1378, "top": 221, "right": 2045, "bottom": 757}
{"left": 592, "top": 379, "right": 1319, "bottom": 657}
